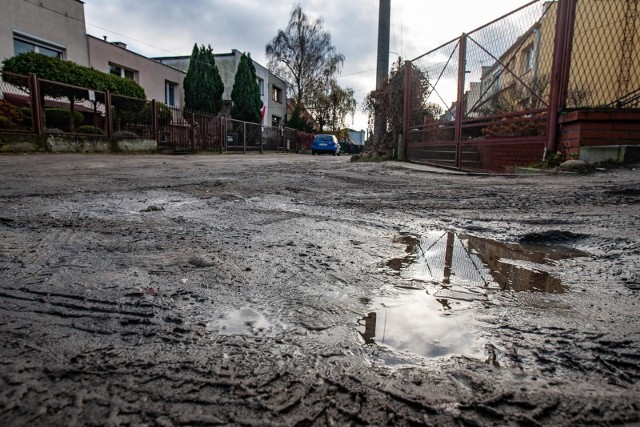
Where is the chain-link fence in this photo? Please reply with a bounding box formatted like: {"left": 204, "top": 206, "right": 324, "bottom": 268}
{"left": 464, "top": 2, "right": 555, "bottom": 119}
{"left": 571, "top": 0, "right": 640, "bottom": 109}
{"left": 111, "top": 93, "right": 152, "bottom": 139}
{"left": 2, "top": 72, "right": 109, "bottom": 136}
{"left": 0, "top": 72, "right": 35, "bottom": 133}
{"left": 409, "top": 38, "right": 460, "bottom": 131}
{"left": 38, "top": 78, "right": 107, "bottom": 136}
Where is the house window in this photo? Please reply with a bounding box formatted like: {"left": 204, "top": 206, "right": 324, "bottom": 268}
{"left": 272, "top": 86, "right": 283, "bottom": 103}
{"left": 523, "top": 45, "right": 534, "bottom": 73}
{"left": 165, "top": 80, "right": 178, "bottom": 107}
{"left": 491, "top": 69, "right": 501, "bottom": 90}
{"left": 272, "top": 115, "right": 282, "bottom": 127}
{"left": 13, "top": 32, "right": 64, "bottom": 58}
{"left": 257, "top": 78, "right": 265, "bottom": 96}
{"left": 109, "top": 63, "right": 137, "bottom": 80}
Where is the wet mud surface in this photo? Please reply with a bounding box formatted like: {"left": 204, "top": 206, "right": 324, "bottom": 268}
{"left": 1, "top": 153, "right": 639, "bottom": 425}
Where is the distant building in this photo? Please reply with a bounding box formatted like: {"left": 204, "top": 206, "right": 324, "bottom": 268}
{"left": 156, "top": 50, "right": 287, "bottom": 126}
{"left": 347, "top": 129, "right": 366, "bottom": 146}
{"left": 286, "top": 99, "right": 319, "bottom": 130}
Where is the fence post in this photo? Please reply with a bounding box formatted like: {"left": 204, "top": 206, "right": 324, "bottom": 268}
{"left": 260, "top": 124, "right": 264, "bottom": 154}
{"left": 243, "top": 121, "right": 247, "bottom": 154}
{"left": 454, "top": 33, "right": 467, "bottom": 168}
{"left": 191, "top": 111, "right": 196, "bottom": 153}
{"left": 220, "top": 117, "right": 229, "bottom": 151}
{"left": 402, "top": 60, "right": 412, "bottom": 161}
{"left": 105, "top": 91, "right": 113, "bottom": 138}
{"left": 547, "top": 0, "right": 577, "bottom": 154}
{"left": 29, "top": 73, "right": 42, "bottom": 135}
{"left": 151, "top": 99, "right": 158, "bottom": 143}
{"left": 219, "top": 117, "right": 222, "bottom": 153}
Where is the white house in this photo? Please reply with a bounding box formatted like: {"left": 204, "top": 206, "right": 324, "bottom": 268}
{"left": 156, "top": 50, "right": 287, "bottom": 127}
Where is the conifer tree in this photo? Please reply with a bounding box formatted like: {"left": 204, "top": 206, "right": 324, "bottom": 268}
{"left": 286, "top": 105, "right": 314, "bottom": 132}
{"left": 184, "top": 44, "right": 224, "bottom": 114}
{"left": 230, "top": 53, "right": 263, "bottom": 123}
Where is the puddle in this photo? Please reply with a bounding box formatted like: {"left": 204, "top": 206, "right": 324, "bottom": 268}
{"left": 387, "top": 230, "right": 587, "bottom": 293}
{"left": 207, "top": 308, "right": 281, "bottom": 336}
{"left": 357, "top": 290, "right": 485, "bottom": 359}
{"left": 355, "top": 231, "right": 587, "bottom": 360}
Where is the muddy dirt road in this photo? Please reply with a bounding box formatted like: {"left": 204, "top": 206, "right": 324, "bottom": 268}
{"left": 1, "top": 153, "right": 639, "bottom": 426}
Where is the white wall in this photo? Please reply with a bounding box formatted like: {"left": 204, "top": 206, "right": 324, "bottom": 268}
{"left": 88, "top": 36, "right": 186, "bottom": 107}
{"left": 1, "top": 0, "right": 88, "bottom": 65}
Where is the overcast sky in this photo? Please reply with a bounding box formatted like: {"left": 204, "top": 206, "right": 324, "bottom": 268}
{"left": 83, "top": 1, "right": 528, "bottom": 131}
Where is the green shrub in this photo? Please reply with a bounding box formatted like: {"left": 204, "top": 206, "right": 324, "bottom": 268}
{"left": 140, "top": 102, "right": 172, "bottom": 123}
{"left": 2, "top": 52, "right": 146, "bottom": 99}
{"left": 0, "top": 116, "right": 17, "bottom": 129}
{"left": 75, "top": 125, "right": 105, "bottom": 135}
{"left": 156, "top": 103, "right": 173, "bottom": 123}
{"left": 45, "top": 108, "right": 84, "bottom": 130}
{"left": 0, "top": 100, "right": 23, "bottom": 128}
{"left": 20, "top": 107, "right": 32, "bottom": 127}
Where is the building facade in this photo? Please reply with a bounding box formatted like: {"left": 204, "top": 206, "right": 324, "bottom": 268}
{"left": 87, "top": 36, "right": 185, "bottom": 108}
{"left": 0, "top": 0, "right": 89, "bottom": 65}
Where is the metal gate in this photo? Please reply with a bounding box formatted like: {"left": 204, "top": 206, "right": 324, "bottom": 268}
{"left": 158, "top": 109, "right": 222, "bottom": 154}
{"left": 405, "top": 0, "right": 555, "bottom": 172}
{"left": 405, "top": 0, "right": 640, "bottom": 172}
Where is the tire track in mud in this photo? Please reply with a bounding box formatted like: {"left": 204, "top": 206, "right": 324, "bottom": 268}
{"left": 494, "top": 324, "right": 640, "bottom": 383}
{"left": 4, "top": 332, "right": 606, "bottom": 426}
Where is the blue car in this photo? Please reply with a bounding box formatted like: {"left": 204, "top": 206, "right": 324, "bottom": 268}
{"left": 311, "top": 134, "right": 340, "bottom": 156}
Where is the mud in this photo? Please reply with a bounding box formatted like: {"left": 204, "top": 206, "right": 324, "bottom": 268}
{"left": 0, "top": 153, "right": 639, "bottom": 426}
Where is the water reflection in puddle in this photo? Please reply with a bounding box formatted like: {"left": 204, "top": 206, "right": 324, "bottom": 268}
{"left": 388, "top": 230, "right": 586, "bottom": 293}
{"left": 357, "top": 291, "right": 484, "bottom": 359}
{"left": 358, "top": 230, "right": 587, "bottom": 360}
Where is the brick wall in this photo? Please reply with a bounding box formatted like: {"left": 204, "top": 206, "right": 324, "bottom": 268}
{"left": 559, "top": 111, "right": 640, "bottom": 157}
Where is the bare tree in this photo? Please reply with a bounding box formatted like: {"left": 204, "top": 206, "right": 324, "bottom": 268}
{"left": 307, "top": 79, "right": 356, "bottom": 131}
{"left": 363, "top": 59, "right": 433, "bottom": 150}
{"left": 265, "top": 4, "right": 345, "bottom": 107}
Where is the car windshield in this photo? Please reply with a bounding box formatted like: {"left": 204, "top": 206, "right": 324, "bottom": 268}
{"left": 316, "top": 135, "right": 332, "bottom": 141}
